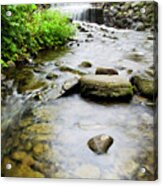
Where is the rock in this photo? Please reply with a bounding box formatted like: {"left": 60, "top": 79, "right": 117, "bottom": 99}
{"left": 127, "top": 52, "right": 144, "bottom": 62}
{"left": 127, "top": 69, "right": 133, "bottom": 74}
{"left": 77, "top": 24, "right": 88, "bottom": 32}
{"left": 147, "top": 35, "right": 154, "bottom": 40}
{"left": 80, "top": 75, "right": 133, "bottom": 101}
{"left": 61, "top": 78, "right": 79, "bottom": 96}
{"left": 96, "top": 67, "right": 118, "bottom": 75}
{"left": 87, "top": 33, "right": 93, "bottom": 38}
{"left": 87, "top": 134, "right": 113, "bottom": 154}
{"left": 74, "top": 164, "right": 100, "bottom": 178}
{"left": 11, "top": 151, "right": 28, "bottom": 161}
{"left": 108, "top": 35, "right": 118, "bottom": 40}
{"left": 62, "top": 78, "right": 79, "bottom": 92}
{"left": 25, "top": 124, "right": 53, "bottom": 134}
{"left": 33, "top": 67, "right": 44, "bottom": 73}
{"left": 15, "top": 68, "right": 47, "bottom": 93}
{"left": 59, "top": 65, "right": 86, "bottom": 75}
{"left": 11, "top": 151, "right": 35, "bottom": 166}
{"left": 79, "top": 61, "right": 92, "bottom": 68}
{"left": 85, "top": 39, "right": 93, "bottom": 43}
{"left": 46, "top": 73, "right": 58, "bottom": 80}
{"left": 130, "top": 73, "right": 155, "bottom": 98}
{"left": 33, "top": 143, "right": 50, "bottom": 156}
{"left": 145, "top": 69, "right": 154, "bottom": 77}
{"left": 55, "top": 60, "right": 64, "bottom": 67}
{"left": 135, "top": 22, "right": 145, "bottom": 31}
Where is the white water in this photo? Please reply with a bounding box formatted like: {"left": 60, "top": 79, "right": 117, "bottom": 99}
{"left": 51, "top": 3, "right": 91, "bottom": 21}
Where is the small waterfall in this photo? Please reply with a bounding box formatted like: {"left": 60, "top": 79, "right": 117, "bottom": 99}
{"left": 51, "top": 3, "right": 104, "bottom": 24}
{"left": 51, "top": 3, "right": 92, "bottom": 21}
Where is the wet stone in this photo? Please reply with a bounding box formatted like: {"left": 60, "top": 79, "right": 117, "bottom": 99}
{"left": 87, "top": 134, "right": 114, "bottom": 154}
{"left": 79, "top": 61, "right": 92, "bottom": 68}
{"left": 46, "top": 73, "right": 58, "bottom": 80}
{"left": 96, "top": 67, "right": 119, "bottom": 75}
{"left": 87, "top": 33, "right": 94, "bottom": 38}
{"left": 55, "top": 60, "right": 64, "bottom": 67}
{"left": 59, "top": 65, "right": 86, "bottom": 75}
{"left": 130, "top": 73, "right": 155, "bottom": 99}
{"left": 127, "top": 69, "right": 133, "bottom": 74}
{"left": 80, "top": 75, "right": 133, "bottom": 100}
{"left": 62, "top": 78, "right": 79, "bottom": 91}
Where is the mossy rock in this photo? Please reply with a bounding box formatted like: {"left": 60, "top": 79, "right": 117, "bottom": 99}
{"left": 80, "top": 75, "right": 133, "bottom": 101}
{"left": 130, "top": 74, "right": 155, "bottom": 99}
{"left": 59, "top": 65, "right": 86, "bottom": 75}
{"left": 18, "top": 79, "right": 46, "bottom": 93}
{"left": 15, "top": 68, "right": 47, "bottom": 93}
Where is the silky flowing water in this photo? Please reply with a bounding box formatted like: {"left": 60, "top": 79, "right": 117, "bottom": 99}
{"left": 1, "top": 4, "right": 156, "bottom": 180}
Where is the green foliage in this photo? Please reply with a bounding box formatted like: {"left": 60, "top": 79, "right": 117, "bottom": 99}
{"left": 1, "top": 4, "right": 75, "bottom": 67}
{"left": 0, "top": 59, "right": 8, "bottom": 68}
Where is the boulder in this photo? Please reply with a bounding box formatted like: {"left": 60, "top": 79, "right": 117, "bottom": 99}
{"left": 87, "top": 134, "right": 113, "bottom": 154}
{"left": 80, "top": 75, "right": 133, "bottom": 101}
{"left": 96, "top": 67, "right": 118, "bottom": 75}
{"left": 130, "top": 73, "right": 155, "bottom": 99}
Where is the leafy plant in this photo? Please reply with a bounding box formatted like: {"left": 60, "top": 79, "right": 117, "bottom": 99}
{"left": 1, "top": 4, "right": 75, "bottom": 67}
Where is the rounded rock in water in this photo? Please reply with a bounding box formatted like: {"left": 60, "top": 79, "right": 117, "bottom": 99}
{"left": 87, "top": 134, "right": 114, "bottom": 154}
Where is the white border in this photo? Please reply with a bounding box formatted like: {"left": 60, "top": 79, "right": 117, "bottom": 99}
{"left": 0, "top": 0, "right": 162, "bottom": 186}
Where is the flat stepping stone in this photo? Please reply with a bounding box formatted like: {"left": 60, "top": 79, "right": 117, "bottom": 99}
{"left": 80, "top": 75, "right": 133, "bottom": 101}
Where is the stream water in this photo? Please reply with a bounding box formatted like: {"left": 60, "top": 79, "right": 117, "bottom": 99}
{"left": 1, "top": 3, "right": 156, "bottom": 180}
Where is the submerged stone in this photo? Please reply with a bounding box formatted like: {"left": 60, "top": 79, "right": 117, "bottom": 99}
{"left": 2, "top": 156, "right": 44, "bottom": 178}
{"left": 25, "top": 124, "right": 53, "bottom": 134}
{"left": 80, "top": 75, "right": 133, "bottom": 101}
{"left": 74, "top": 164, "right": 100, "bottom": 178}
{"left": 87, "top": 134, "right": 113, "bottom": 154}
{"left": 33, "top": 143, "right": 50, "bottom": 156}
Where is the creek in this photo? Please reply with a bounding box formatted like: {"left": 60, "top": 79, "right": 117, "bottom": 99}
{"left": 1, "top": 3, "right": 156, "bottom": 180}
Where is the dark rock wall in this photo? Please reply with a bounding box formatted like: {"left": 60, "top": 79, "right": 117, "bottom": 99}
{"left": 92, "top": 1, "right": 158, "bottom": 31}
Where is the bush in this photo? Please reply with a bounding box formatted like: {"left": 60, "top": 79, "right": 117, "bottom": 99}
{"left": 1, "top": 4, "right": 75, "bottom": 66}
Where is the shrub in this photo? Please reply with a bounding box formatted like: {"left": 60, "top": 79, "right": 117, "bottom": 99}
{"left": 1, "top": 4, "right": 75, "bottom": 66}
